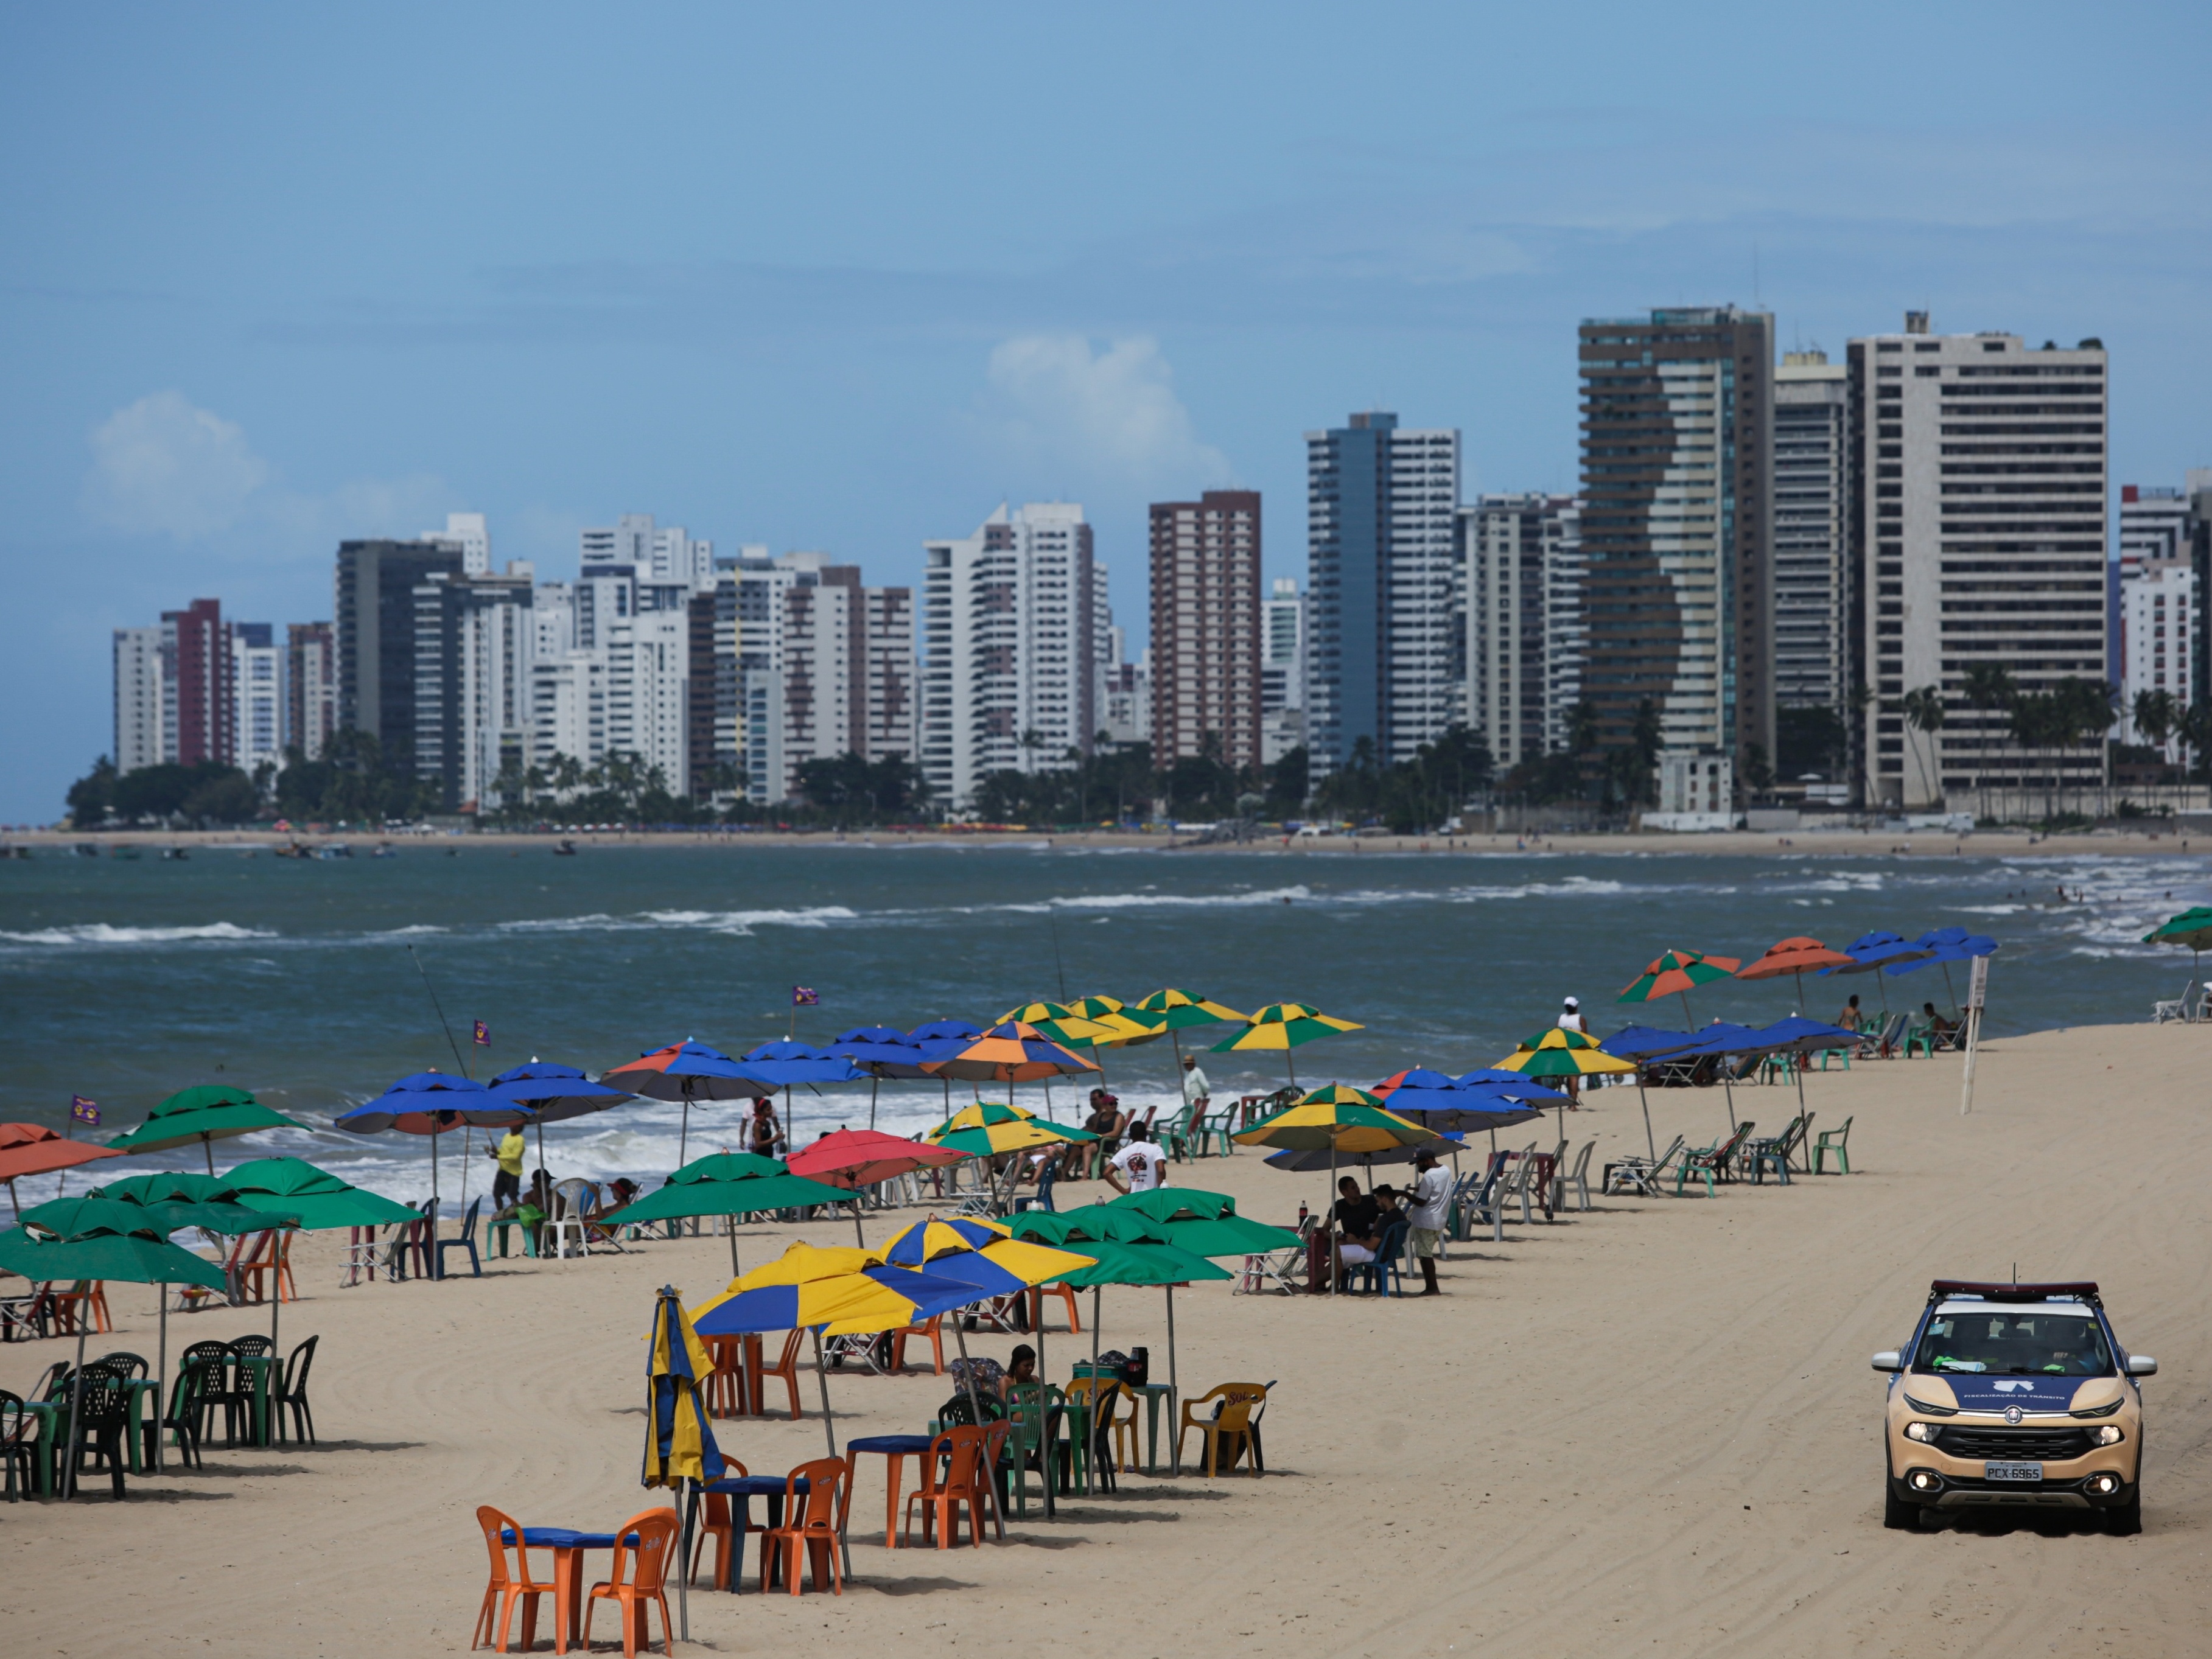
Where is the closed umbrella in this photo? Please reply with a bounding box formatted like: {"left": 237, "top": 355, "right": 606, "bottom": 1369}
{"left": 1207, "top": 1003, "right": 1363, "bottom": 1091}
{"left": 105, "top": 1085, "right": 311, "bottom": 1176}
{"left": 600, "top": 1041, "right": 773, "bottom": 1168}
{"left": 643, "top": 1284, "right": 726, "bottom": 1641}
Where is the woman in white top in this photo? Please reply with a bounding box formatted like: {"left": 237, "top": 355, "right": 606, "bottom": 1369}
{"left": 1558, "top": 996, "right": 1587, "bottom": 1106}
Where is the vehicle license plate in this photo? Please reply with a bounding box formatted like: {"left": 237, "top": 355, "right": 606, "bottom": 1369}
{"left": 1985, "top": 1461, "right": 2043, "bottom": 1483}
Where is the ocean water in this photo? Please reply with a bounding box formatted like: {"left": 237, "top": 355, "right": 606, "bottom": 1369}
{"left": 2, "top": 841, "right": 2204, "bottom": 1203}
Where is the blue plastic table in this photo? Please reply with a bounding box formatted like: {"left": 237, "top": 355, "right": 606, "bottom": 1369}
{"left": 702, "top": 1474, "right": 811, "bottom": 1591}
{"left": 502, "top": 1526, "right": 637, "bottom": 1654}
{"left": 843, "top": 1434, "right": 934, "bottom": 1548}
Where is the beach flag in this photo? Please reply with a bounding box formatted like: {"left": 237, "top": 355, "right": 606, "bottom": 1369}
{"left": 69, "top": 1095, "right": 99, "bottom": 1128}
{"left": 472, "top": 1020, "right": 491, "bottom": 1047}
{"left": 792, "top": 986, "right": 819, "bottom": 1007}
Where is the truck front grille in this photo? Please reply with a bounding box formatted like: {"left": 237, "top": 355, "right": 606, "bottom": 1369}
{"left": 1931, "top": 1425, "right": 2096, "bottom": 1461}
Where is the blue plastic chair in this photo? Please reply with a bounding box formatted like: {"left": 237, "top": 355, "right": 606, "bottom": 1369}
{"left": 1348, "top": 1216, "right": 1409, "bottom": 1296}
{"left": 435, "top": 1196, "right": 484, "bottom": 1280}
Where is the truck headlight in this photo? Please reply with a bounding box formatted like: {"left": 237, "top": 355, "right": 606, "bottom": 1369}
{"left": 1905, "top": 1422, "right": 1936, "bottom": 1443}
{"left": 2094, "top": 1426, "right": 2123, "bottom": 1446}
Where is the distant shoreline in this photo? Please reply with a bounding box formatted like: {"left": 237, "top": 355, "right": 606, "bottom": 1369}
{"left": 9, "top": 825, "right": 2208, "bottom": 859}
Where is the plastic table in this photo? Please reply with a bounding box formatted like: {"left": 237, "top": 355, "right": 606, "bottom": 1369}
{"left": 502, "top": 1526, "right": 638, "bottom": 1654}
{"left": 701, "top": 1474, "right": 810, "bottom": 1591}
{"left": 842, "top": 1435, "right": 933, "bottom": 1548}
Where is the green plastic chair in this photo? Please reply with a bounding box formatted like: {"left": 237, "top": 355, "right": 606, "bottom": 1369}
{"left": 1900, "top": 1018, "right": 1935, "bottom": 1058}
{"left": 1161, "top": 1102, "right": 1204, "bottom": 1163}
{"left": 1001, "top": 1383, "right": 1071, "bottom": 1514}
{"left": 1812, "top": 1116, "right": 1853, "bottom": 1173}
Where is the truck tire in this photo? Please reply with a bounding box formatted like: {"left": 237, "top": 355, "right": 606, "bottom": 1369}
{"left": 2105, "top": 1488, "right": 2141, "bottom": 1535}
{"left": 1883, "top": 1482, "right": 1919, "bottom": 1530}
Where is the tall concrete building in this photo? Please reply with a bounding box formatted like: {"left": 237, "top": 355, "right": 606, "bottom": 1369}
{"left": 1261, "top": 578, "right": 1306, "bottom": 765}
{"left": 413, "top": 566, "right": 536, "bottom": 811}
{"left": 1305, "top": 413, "right": 1461, "bottom": 775}
{"left": 1847, "top": 317, "right": 2108, "bottom": 809}
{"left": 1148, "top": 490, "right": 1263, "bottom": 771}
{"left": 1461, "top": 494, "right": 1578, "bottom": 775}
{"left": 861, "top": 582, "right": 917, "bottom": 766}
{"left": 113, "top": 626, "right": 169, "bottom": 775}
{"left": 335, "top": 539, "right": 466, "bottom": 761}
{"left": 1578, "top": 307, "right": 1775, "bottom": 783}
{"left": 1540, "top": 499, "right": 1586, "bottom": 757}
{"left": 1774, "top": 351, "right": 1851, "bottom": 719}
{"left": 581, "top": 513, "right": 713, "bottom": 592}
{"left": 425, "top": 511, "right": 491, "bottom": 576}
{"left": 2115, "top": 483, "right": 2199, "bottom": 746}
{"left": 231, "top": 623, "right": 284, "bottom": 777}
{"left": 921, "top": 503, "right": 1101, "bottom": 810}
{"left": 286, "top": 623, "right": 337, "bottom": 761}
{"left": 163, "top": 598, "right": 234, "bottom": 768}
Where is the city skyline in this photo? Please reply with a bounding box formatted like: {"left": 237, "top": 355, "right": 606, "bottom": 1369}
{"left": 5, "top": 5, "right": 2210, "bottom": 819}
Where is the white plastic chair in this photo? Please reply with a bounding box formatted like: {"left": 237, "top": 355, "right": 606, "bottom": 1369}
{"left": 544, "top": 1179, "right": 593, "bottom": 1259}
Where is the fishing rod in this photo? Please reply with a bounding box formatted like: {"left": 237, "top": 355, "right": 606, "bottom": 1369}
{"left": 408, "top": 944, "right": 477, "bottom": 1218}
{"left": 407, "top": 945, "right": 471, "bottom": 1078}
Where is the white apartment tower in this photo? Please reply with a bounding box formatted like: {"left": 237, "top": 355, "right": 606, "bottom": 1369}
{"left": 113, "top": 626, "right": 169, "bottom": 775}
{"left": 921, "top": 503, "right": 1101, "bottom": 810}
{"left": 426, "top": 512, "right": 492, "bottom": 576}
{"left": 1261, "top": 578, "right": 1306, "bottom": 764}
{"left": 1774, "top": 352, "right": 1850, "bottom": 716}
{"left": 1461, "top": 494, "right": 1577, "bottom": 774}
{"left": 1849, "top": 317, "right": 2109, "bottom": 810}
{"left": 581, "top": 513, "right": 714, "bottom": 592}
{"left": 231, "top": 623, "right": 285, "bottom": 777}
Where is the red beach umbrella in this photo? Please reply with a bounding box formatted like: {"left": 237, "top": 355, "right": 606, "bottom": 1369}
{"left": 0, "top": 1125, "right": 126, "bottom": 1220}
{"left": 1618, "top": 948, "right": 1743, "bottom": 1029}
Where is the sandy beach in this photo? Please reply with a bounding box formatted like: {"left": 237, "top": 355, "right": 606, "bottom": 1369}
{"left": 6, "top": 1020, "right": 2207, "bottom": 1657}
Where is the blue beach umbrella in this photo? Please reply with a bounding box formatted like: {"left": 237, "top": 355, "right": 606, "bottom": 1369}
{"left": 742, "top": 1041, "right": 867, "bottom": 1150}
{"left": 488, "top": 1060, "right": 638, "bottom": 1184}
{"left": 830, "top": 1026, "right": 934, "bottom": 1131}
{"left": 1749, "top": 1015, "right": 1863, "bottom": 1122}
{"left": 1891, "top": 928, "right": 1999, "bottom": 1016}
{"left": 1820, "top": 930, "right": 1936, "bottom": 1018}
{"left": 335, "top": 1071, "right": 524, "bottom": 1209}
{"left": 601, "top": 1040, "right": 774, "bottom": 1167}
{"left": 1597, "top": 1025, "right": 1705, "bottom": 1061}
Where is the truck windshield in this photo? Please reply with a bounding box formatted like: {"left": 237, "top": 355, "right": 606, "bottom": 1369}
{"left": 1913, "top": 1309, "right": 2113, "bottom": 1376}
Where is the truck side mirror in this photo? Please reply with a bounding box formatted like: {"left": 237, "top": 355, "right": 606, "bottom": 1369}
{"left": 2126, "top": 1355, "right": 2158, "bottom": 1377}
{"left": 1871, "top": 1350, "right": 1903, "bottom": 1373}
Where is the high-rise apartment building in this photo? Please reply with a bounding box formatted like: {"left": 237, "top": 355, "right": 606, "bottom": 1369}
{"left": 1540, "top": 500, "right": 1586, "bottom": 758}
{"left": 1774, "top": 351, "right": 1850, "bottom": 719}
{"left": 1304, "top": 413, "right": 1461, "bottom": 775}
{"left": 2116, "top": 554, "right": 2194, "bottom": 749}
{"left": 113, "top": 626, "right": 169, "bottom": 774}
{"left": 921, "top": 503, "right": 1101, "bottom": 809}
{"left": 581, "top": 513, "right": 714, "bottom": 592}
{"left": 286, "top": 623, "right": 337, "bottom": 761}
{"left": 231, "top": 623, "right": 284, "bottom": 777}
{"left": 335, "top": 539, "right": 466, "bottom": 760}
{"left": 1261, "top": 578, "right": 1306, "bottom": 765}
{"left": 1847, "top": 318, "right": 2108, "bottom": 809}
{"left": 1578, "top": 307, "right": 1775, "bottom": 783}
{"left": 1148, "top": 490, "right": 1263, "bottom": 770}
{"left": 413, "top": 567, "right": 536, "bottom": 811}
{"left": 1461, "top": 494, "right": 1578, "bottom": 775}
{"left": 425, "top": 512, "right": 491, "bottom": 576}
{"left": 163, "top": 598, "right": 235, "bottom": 768}
{"left": 861, "top": 583, "right": 917, "bottom": 766}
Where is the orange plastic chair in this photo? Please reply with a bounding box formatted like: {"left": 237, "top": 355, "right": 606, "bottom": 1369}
{"left": 687, "top": 1459, "right": 751, "bottom": 1588}
{"left": 756, "top": 1329, "right": 804, "bottom": 1420}
{"left": 472, "top": 1504, "right": 558, "bottom": 1654}
{"left": 903, "top": 1429, "right": 986, "bottom": 1550}
{"left": 238, "top": 1231, "right": 297, "bottom": 1305}
{"left": 702, "top": 1336, "right": 749, "bottom": 1417}
{"left": 889, "top": 1313, "right": 946, "bottom": 1375}
{"left": 761, "top": 1458, "right": 847, "bottom": 1595}
{"left": 1029, "top": 1282, "right": 1082, "bottom": 1334}
{"left": 978, "top": 1418, "right": 1012, "bottom": 1539}
{"left": 583, "top": 1506, "right": 679, "bottom": 1657}
{"left": 46, "top": 1280, "right": 113, "bottom": 1336}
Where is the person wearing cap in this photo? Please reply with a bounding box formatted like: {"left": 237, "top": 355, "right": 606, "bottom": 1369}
{"left": 1558, "top": 995, "right": 1587, "bottom": 1106}
{"left": 1404, "top": 1148, "right": 1449, "bottom": 1295}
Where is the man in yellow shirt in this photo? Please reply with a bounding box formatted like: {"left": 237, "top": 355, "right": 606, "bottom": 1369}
{"left": 489, "top": 1126, "right": 526, "bottom": 1211}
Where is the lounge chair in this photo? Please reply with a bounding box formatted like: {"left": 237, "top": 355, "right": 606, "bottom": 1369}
{"left": 1743, "top": 1116, "right": 1802, "bottom": 1184}
{"left": 1238, "top": 1216, "right": 1312, "bottom": 1295}
{"left": 2152, "top": 982, "right": 2197, "bottom": 1022}
{"left": 1676, "top": 1123, "right": 1754, "bottom": 1197}
{"left": 1811, "top": 1116, "right": 1854, "bottom": 1174}
{"left": 1871, "top": 1012, "right": 1908, "bottom": 1058}
{"left": 1603, "top": 1135, "right": 1685, "bottom": 1197}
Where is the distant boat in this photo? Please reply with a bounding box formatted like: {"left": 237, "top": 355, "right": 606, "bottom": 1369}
{"left": 371, "top": 844, "right": 397, "bottom": 859}
{"left": 316, "top": 843, "right": 352, "bottom": 860}
{"left": 554, "top": 839, "right": 579, "bottom": 856}
{"left": 161, "top": 847, "right": 189, "bottom": 861}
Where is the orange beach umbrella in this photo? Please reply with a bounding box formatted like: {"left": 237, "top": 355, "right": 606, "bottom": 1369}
{"left": 1618, "top": 948, "right": 1741, "bottom": 1029}
{"left": 1735, "top": 936, "right": 1855, "bottom": 1015}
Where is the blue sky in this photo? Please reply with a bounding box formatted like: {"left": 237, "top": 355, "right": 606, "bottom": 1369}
{"left": 3, "top": 2, "right": 2208, "bottom": 820}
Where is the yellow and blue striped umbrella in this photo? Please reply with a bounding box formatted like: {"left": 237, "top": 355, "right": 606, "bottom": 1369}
{"left": 877, "top": 1215, "right": 1096, "bottom": 1298}
{"left": 644, "top": 1285, "right": 726, "bottom": 1488}
{"left": 688, "top": 1242, "right": 980, "bottom": 1338}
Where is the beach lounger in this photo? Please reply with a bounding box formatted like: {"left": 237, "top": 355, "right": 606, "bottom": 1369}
{"left": 1676, "top": 1123, "right": 1754, "bottom": 1197}
{"left": 1871, "top": 1012, "right": 1908, "bottom": 1058}
{"left": 1603, "top": 1136, "right": 1685, "bottom": 1197}
{"left": 1238, "top": 1217, "right": 1312, "bottom": 1295}
{"left": 1451, "top": 1159, "right": 1513, "bottom": 1242}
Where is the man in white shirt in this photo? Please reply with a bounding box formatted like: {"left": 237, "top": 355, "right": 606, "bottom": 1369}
{"left": 1404, "top": 1149, "right": 1450, "bottom": 1296}
{"left": 1105, "top": 1125, "right": 1167, "bottom": 1194}
{"left": 1557, "top": 995, "right": 1587, "bottom": 1106}
{"left": 1181, "top": 1055, "right": 1209, "bottom": 1109}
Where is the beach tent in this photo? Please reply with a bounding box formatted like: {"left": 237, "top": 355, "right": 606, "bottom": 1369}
{"left": 106, "top": 1085, "right": 311, "bottom": 1176}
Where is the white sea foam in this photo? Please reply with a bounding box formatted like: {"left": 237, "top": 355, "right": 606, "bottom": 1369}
{"left": 0, "top": 921, "right": 276, "bottom": 946}
{"left": 496, "top": 906, "right": 860, "bottom": 937}
{"left": 374, "top": 924, "right": 448, "bottom": 937}
{"left": 1044, "top": 885, "right": 1313, "bottom": 910}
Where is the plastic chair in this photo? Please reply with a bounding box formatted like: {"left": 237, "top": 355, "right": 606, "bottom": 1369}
{"left": 238, "top": 1229, "right": 298, "bottom": 1305}
{"left": 436, "top": 1198, "right": 485, "bottom": 1280}
{"left": 1348, "top": 1215, "right": 1408, "bottom": 1295}
{"left": 1552, "top": 1141, "right": 1596, "bottom": 1214}
{"left": 686, "top": 1462, "right": 756, "bottom": 1588}
{"left": 161, "top": 1358, "right": 225, "bottom": 1470}
{"left": 1812, "top": 1116, "right": 1853, "bottom": 1173}
{"left": 545, "top": 1179, "right": 594, "bottom": 1259}
{"left": 271, "top": 1335, "right": 318, "bottom": 1445}
{"left": 903, "top": 1430, "right": 985, "bottom": 1550}
{"left": 763, "top": 1458, "right": 848, "bottom": 1594}
{"left": 1174, "top": 1383, "right": 1267, "bottom": 1478}
{"left": 179, "top": 1340, "right": 243, "bottom": 1445}
{"left": 757, "top": 1328, "right": 805, "bottom": 1420}
{"left": 472, "top": 1503, "right": 558, "bottom": 1654}
{"left": 1, "top": 1390, "right": 35, "bottom": 1500}
{"left": 889, "top": 1313, "right": 947, "bottom": 1375}
{"left": 1060, "top": 1375, "right": 1127, "bottom": 1490}
{"left": 702, "top": 1336, "right": 750, "bottom": 1417}
{"left": 62, "top": 1361, "right": 133, "bottom": 1499}
{"left": 584, "top": 1506, "right": 679, "bottom": 1657}
{"left": 45, "top": 1280, "right": 112, "bottom": 1336}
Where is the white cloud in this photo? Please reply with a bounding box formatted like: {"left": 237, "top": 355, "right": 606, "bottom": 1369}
{"left": 84, "top": 391, "right": 270, "bottom": 537}
{"left": 982, "top": 334, "right": 1228, "bottom": 487}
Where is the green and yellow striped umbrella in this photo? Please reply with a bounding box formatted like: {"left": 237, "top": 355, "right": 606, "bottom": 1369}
{"left": 1063, "top": 994, "right": 1167, "bottom": 1049}
{"left": 1125, "top": 988, "right": 1248, "bottom": 1032}
{"left": 1231, "top": 1087, "right": 1429, "bottom": 1154}
{"left": 1493, "top": 1026, "right": 1639, "bottom": 1078}
{"left": 1208, "top": 1002, "right": 1363, "bottom": 1088}
{"left": 995, "top": 1001, "right": 1124, "bottom": 1049}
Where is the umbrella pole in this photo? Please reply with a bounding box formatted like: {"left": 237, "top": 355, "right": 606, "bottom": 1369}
{"left": 271, "top": 1238, "right": 281, "bottom": 1353}
{"left": 1679, "top": 990, "right": 1695, "bottom": 1030}
{"left": 869, "top": 1076, "right": 880, "bottom": 1133}
{"left": 203, "top": 1132, "right": 215, "bottom": 1177}
{"left": 7, "top": 1178, "right": 16, "bottom": 1221}
{"left": 1328, "top": 1143, "right": 1338, "bottom": 1298}
{"left": 1037, "top": 1305, "right": 1052, "bottom": 1519}
{"left": 1637, "top": 1080, "right": 1656, "bottom": 1162}
{"left": 850, "top": 1199, "right": 866, "bottom": 1250}
{"left": 810, "top": 1331, "right": 854, "bottom": 1582}
{"left": 726, "top": 1214, "right": 739, "bottom": 1280}
{"left": 155, "top": 1286, "right": 167, "bottom": 1473}
{"left": 1164, "top": 1286, "right": 1180, "bottom": 1476}
{"left": 1722, "top": 1070, "right": 1737, "bottom": 1132}
{"left": 949, "top": 1321, "right": 1004, "bottom": 1532}
{"left": 677, "top": 1481, "right": 695, "bottom": 1641}
{"left": 1088, "top": 1286, "right": 1102, "bottom": 1497}
{"left": 1941, "top": 960, "right": 1961, "bottom": 1021}
{"left": 64, "top": 1322, "right": 88, "bottom": 1498}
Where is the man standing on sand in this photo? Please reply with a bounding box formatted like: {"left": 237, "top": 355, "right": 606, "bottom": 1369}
{"left": 1558, "top": 996, "right": 1587, "bottom": 1106}
{"left": 488, "top": 1124, "right": 525, "bottom": 1212}
{"left": 1105, "top": 1122, "right": 1167, "bottom": 1194}
{"left": 1405, "top": 1148, "right": 1449, "bottom": 1296}
{"left": 1180, "top": 1053, "right": 1210, "bottom": 1129}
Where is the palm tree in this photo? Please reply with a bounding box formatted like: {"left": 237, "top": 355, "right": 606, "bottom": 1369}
{"left": 2132, "top": 688, "right": 2179, "bottom": 811}
{"left": 1962, "top": 664, "right": 2017, "bottom": 821}
{"left": 1901, "top": 686, "right": 1946, "bottom": 810}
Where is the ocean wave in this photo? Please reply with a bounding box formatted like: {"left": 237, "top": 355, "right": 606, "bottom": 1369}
{"left": 373, "top": 924, "right": 448, "bottom": 937}
{"left": 1045, "top": 885, "right": 1313, "bottom": 910}
{"left": 0, "top": 921, "right": 277, "bottom": 946}
{"left": 497, "top": 907, "right": 860, "bottom": 937}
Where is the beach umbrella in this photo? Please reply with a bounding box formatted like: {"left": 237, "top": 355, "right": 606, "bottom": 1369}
{"left": 1233, "top": 1089, "right": 1430, "bottom": 1298}
{"left": 907, "top": 1018, "right": 986, "bottom": 1123}
{"left": 1746, "top": 1016, "right": 1863, "bottom": 1123}
{"left": 922, "top": 1021, "right": 1098, "bottom": 1129}
{"left": 643, "top": 1283, "right": 726, "bottom": 1641}
{"left": 335, "top": 1072, "right": 523, "bottom": 1214}
{"left": 1042, "top": 994, "right": 1167, "bottom": 1094}
{"left": 995, "top": 1001, "right": 1123, "bottom": 1048}
{"left": 1125, "top": 989, "right": 1248, "bottom": 1097}
{"left": 1493, "top": 1029, "right": 1640, "bottom": 1144}
{"left": 1734, "top": 935, "right": 1856, "bottom": 1015}
{"left": 1890, "top": 927, "right": 2000, "bottom": 1018}
{"left": 0, "top": 1213, "right": 228, "bottom": 1496}
{"left": 1818, "top": 931, "right": 1936, "bottom": 1019}
{"left": 612, "top": 1151, "right": 857, "bottom": 1269}
{"left": 1586, "top": 1030, "right": 1696, "bottom": 1161}
{"left": 1667, "top": 1021, "right": 1780, "bottom": 1131}
{"left": 1371, "top": 1075, "right": 1548, "bottom": 1136}
{"left": 105, "top": 1085, "right": 312, "bottom": 1176}
{"left": 224, "top": 1156, "right": 419, "bottom": 1227}
{"left": 827, "top": 1027, "right": 934, "bottom": 1130}
{"left": 600, "top": 1041, "right": 773, "bottom": 1168}
{"left": 740, "top": 1041, "right": 868, "bottom": 1149}
{"left": 486, "top": 1061, "right": 635, "bottom": 1187}
{"left": 1207, "top": 1003, "right": 1364, "bottom": 1090}
{"left": 0, "top": 1125, "right": 124, "bottom": 1219}
{"left": 925, "top": 1102, "right": 1096, "bottom": 1208}
{"left": 2142, "top": 907, "right": 2212, "bottom": 1016}
{"left": 1005, "top": 1207, "right": 1230, "bottom": 1489}
{"left": 784, "top": 1128, "right": 971, "bottom": 1244}
{"left": 1617, "top": 948, "right": 1743, "bottom": 1029}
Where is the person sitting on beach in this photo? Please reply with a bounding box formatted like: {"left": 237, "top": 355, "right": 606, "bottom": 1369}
{"left": 1001, "top": 1343, "right": 1038, "bottom": 1400}
{"left": 1924, "top": 1002, "right": 1958, "bottom": 1044}
{"left": 1331, "top": 1176, "right": 1382, "bottom": 1267}
{"left": 1065, "top": 1088, "right": 1125, "bottom": 1178}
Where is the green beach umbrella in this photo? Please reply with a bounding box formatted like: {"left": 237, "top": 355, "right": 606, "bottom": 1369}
{"left": 86, "top": 1171, "right": 241, "bottom": 1206}
{"left": 609, "top": 1151, "right": 859, "bottom": 1271}
{"left": 107, "top": 1086, "right": 311, "bottom": 1175}
{"left": 2144, "top": 907, "right": 2212, "bottom": 1013}
{"left": 1234, "top": 1089, "right": 1431, "bottom": 1301}
{"left": 222, "top": 1156, "right": 421, "bottom": 1229}
{"left": 1108, "top": 1186, "right": 1302, "bottom": 1258}
{"left": 0, "top": 1215, "right": 229, "bottom": 1495}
